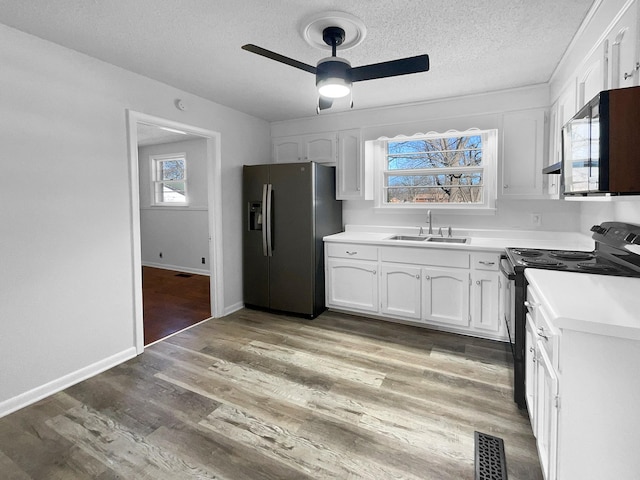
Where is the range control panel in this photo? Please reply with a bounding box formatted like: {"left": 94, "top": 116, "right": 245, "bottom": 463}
{"left": 592, "top": 222, "right": 640, "bottom": 246}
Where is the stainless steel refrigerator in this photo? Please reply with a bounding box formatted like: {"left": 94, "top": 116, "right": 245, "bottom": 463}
{"left": 243, "top": 162, "right": 343, "bottom": 318}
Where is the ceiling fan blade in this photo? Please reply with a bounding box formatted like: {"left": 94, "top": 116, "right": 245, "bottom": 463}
{"left": 317, "top": 96, "right": 333, "bottom": 113}
{"left": 241, "top": 44, "right": 317, "bottom": 74}
{"left": 350, "top": 54, "right": 430, "bottom": 82}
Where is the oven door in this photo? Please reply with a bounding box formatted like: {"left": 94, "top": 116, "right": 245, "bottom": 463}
{"left": 499, "top": 254, "right": 516, "bottom": 358}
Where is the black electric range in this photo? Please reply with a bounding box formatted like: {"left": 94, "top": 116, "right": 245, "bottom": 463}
{"left": 500, "top": 221, "right": 640, "bottom": 409}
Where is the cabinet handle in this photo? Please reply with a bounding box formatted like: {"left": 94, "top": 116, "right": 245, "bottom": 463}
{"left": 537, "top": 327, "right": 549, "bottom": 340}
{"left": 476, "top": 280, "right": 481, "bottom": 285}
{"left": 372, "top": 270, "right": 377, "bottom": 275}
{"left": 415, "top": 274, "right": 420, "bottom": 279}
{"left": 504, "top": 184, "right": 509, "bottom": 189}
{"left": 479, "top": 261, "right": 495, "bottom": 266}
{"left": 524, "top": 300, "right": 538, "bottom": 309}
{"left": 424, "top": 275, "right": 430, "bottom": 280}
{"left": 346, "top": 251, "right": 358, "bottom": 255}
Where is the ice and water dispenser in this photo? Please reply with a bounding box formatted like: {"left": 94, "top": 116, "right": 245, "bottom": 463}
{"left": 248, "top": 201, "right": 262, "bottom": 231}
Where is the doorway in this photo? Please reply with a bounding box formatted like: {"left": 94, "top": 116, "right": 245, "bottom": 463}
{"left": 127, "top": 111, "right": 223, "bottom": 353}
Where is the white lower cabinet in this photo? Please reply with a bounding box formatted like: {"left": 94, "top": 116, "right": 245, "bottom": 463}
{"left": 422, "top": 267, "right": 470, "bottom": 327}
{"left": 325, "top": 241, "right": 506, "bottom": 341}
{"left": 535, "top": 342, "right": 559, "bottom": 480}
{"left": 380, "top": 264, "right": 421, "bottom": 320}
{"left": 326, "top": 258, "right": 378, "bottom": 313}
{"left": 471, "top": 270, "right": 501, "bottom": 334}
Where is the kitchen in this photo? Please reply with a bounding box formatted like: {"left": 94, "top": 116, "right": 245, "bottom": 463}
{"left": 1, "top": 0, "right": 640, "bottom": 478}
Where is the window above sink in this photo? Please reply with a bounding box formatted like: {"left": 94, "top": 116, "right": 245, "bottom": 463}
{"left": 369, "top": 128, "right": 498, "bottom": 213}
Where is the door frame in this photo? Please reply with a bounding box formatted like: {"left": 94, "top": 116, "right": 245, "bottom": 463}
{"left": 126, "top": 110, "right": 224, "bottom": 353}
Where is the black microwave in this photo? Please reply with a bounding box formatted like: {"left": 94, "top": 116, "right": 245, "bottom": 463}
{"left": 562, "top": 86, "right": 640, "bottom": 196}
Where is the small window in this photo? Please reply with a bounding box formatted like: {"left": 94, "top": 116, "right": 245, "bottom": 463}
{"left": 373, "top": 129, "right": 497, "bottom": 211}
{"left": 151, "top": 153, "right": 187, "bottom": 206}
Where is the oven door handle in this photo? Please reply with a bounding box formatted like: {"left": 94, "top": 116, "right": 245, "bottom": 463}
{"left": 499, "top": 254, "right": 517, "bottom": 280}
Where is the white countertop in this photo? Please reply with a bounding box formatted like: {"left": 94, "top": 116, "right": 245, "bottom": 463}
{"left": 324, "top": 225, "right": 595, "bottom": 252}
{"left": 525, "top": 269, "right": 640, "bottom": 340}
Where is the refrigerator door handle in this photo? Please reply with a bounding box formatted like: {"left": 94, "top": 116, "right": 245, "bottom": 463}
{"left": 261, "top": 184, "right": 268, "bottom": 256}
{"left": 266, "top": 183, "right": 273, "bottom": 257}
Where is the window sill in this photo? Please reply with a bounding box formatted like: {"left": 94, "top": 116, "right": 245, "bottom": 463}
{"left": 373, "top": 205, "right": 497, "bottom": 215}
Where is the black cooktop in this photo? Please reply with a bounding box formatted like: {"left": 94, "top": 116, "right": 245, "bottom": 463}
{"left": 507, "top": 248, "right": 640, "bottom": 276}
{"left": 505, "top": 221, "right": 640, "bottom": 278}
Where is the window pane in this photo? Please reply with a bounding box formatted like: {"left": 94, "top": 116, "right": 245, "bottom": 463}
{"left": 385, "top": 173, "right": 483, "bottom": 204}
{"left": 386, "top": 185, "right": 483, "bottom": 204}
{"left": 159, "top": 181, "right": 186, "bottom": 203}
{"left": 161, "top": 159, "right": 185, "bottom": 181}
{"left": 387, "top": 136, "right": 483, "bottom": 170}
{"left": 387, "top": 173, "right": 482, "bottom": 186}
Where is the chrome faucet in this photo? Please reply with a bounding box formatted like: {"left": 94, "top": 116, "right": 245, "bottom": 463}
{"left": 426, "top": 210, "right": 433, "bottom": 234}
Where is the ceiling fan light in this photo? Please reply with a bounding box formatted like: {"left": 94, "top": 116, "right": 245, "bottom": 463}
{"left": 318, "top": 78, "right": 351, "bottom": 98}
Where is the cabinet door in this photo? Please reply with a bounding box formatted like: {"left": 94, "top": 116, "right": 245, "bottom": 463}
{"left": 273, "top": 136, "right": 302, "bottom": 163}
{"left": 304, "top": 134, "right": 336, "bottom": 163}
{"left": 525, "top": 314, "right": 538, "bottom": 431}
{"left": 422, "top": 268, "right": 470, "bottom": 327}
{"left": 471, "top": 270, "right": 502, "bottom": 335}
{"left": 326, "top": 258, "right": 378, "bottom": 313}
{"left": 336, "top": 129, "right": 364, "bottom": 200}
{"left": 501, "top": 109, "right": 546, "bottom": 198}
{"left": 380, "top": 264, "right": 421, "bottom": 320}
{"left": 607, "top": 2, "right": 639, "bottom": 89}
{"left": 577, "top": 47, "right": 605, "bottom": 108}
{"left": 536, "top": 343, "right": 559, "bottom": 480}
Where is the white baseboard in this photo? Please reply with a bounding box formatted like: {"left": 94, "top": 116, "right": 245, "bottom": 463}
{"left": 141, "top": 262, "right": 210, "bottom": 276}
{"left": 0, "top": 347, "right": 137, "bottom": 418}
{"left": 224, "top": 302, "right": 244, "bottom": 316}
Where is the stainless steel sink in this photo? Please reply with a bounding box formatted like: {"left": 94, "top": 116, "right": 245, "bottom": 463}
{"left": 426, "top": 237, "right": 468, "bottom": 244}
{"left": 388, "top": 235, "right": 428, "bottom": 241}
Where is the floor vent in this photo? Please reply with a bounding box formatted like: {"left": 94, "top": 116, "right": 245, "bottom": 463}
{"left": 475, "top": 431, "right": 508, "bottom": 480}
{"left": 175, "top": 273, "right": 193, "bottom": 278}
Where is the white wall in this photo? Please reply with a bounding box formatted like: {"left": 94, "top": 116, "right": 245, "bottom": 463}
{"left": 0, "top": 23, "right": 270, "bottom": 414}
{"left": 550, "top": 0, "right": 640, "bottom": 230}
{"left": 138, "top": 138, "right": 210, "bottom": 274}
{"left": 272, "top": 85, "right": 582, "bottom": 232}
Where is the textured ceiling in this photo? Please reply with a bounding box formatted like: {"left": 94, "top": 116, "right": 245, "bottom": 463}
{"left": 0, "top": 0, "right": 595, "bottom": 122}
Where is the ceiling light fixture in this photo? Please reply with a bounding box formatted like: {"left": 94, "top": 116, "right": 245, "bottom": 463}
{"left": 316, "top": 57, "right": 351, "bottom": 98}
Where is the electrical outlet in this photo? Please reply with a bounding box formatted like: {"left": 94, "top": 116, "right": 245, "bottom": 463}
{"left": 531, "top": 213, "right": 542, "bottom": 226}
{"left": 201, "top": 257, "right": 206, "bottom": 264}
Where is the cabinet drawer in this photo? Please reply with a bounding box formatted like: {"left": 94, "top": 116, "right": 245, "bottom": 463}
{"left": 326, "top": 243, "right": 378, "bottom": 261}
{"left": 380, "top": 247, "right": 469, "bottom": 268}
{"left": 472, "top": 252, "right": 500, "bottom": 271}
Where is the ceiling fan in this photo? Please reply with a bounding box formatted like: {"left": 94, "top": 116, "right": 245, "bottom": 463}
{"left": 242, "top": 26, "right": 430, "bottom": 113}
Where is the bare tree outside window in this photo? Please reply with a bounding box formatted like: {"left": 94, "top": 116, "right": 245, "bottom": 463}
{"left": 385, "top": 134, "right": 484, "bottom": 204}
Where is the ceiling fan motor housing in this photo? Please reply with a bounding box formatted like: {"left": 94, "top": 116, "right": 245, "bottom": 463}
{"left": 316, "top": 57, "right": 352, "bottom": 85}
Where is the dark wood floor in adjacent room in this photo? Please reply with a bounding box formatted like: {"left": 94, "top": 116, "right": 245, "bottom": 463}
{"left": 142, "top": 266, "right": 211, "bottom": 345}
{"left": 0, "top": 309, "right": 542, "bottom": 479}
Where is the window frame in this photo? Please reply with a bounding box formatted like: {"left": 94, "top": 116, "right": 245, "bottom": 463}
{"left": 150, "top": 152, "right": 188, "bottom": 207}
{"left": 373, "top": 128, "right": 498, "bottom": 212}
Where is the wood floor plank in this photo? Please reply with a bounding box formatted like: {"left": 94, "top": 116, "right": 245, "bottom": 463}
{"left": 0, "top": 308, "right": 542, "bottom": 479}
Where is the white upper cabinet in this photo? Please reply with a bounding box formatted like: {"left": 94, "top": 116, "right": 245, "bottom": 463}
{"left": 577, "top": 44, "right": 606, "bottom": 108}
{"left": 606, "top": 1, "right": 640, "bottom": 90}
{"left": 273, "top": 133, "right": 337, "bottom": 164}
{"left": 500, "top": 108, "right": 547, "bottom": 199}
{"left": 336, "top": 129, "right": 369, "bottom": 200}
{"left": 305, "top": 134, "right": 337, "bottom": 163}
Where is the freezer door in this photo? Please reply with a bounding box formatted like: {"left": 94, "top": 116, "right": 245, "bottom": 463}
{"left": 268, "top": 163, "right": 315, "bottom": 314}
{"left": 243, "top": 165, "right": 270, "bottom": 308}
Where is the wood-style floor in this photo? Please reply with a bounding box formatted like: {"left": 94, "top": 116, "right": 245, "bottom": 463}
{"left": 0, "top": 309, "right": 542, "bottom": 479}
{"left": 142, "top": 266, "right": 211, "bottom": 345}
